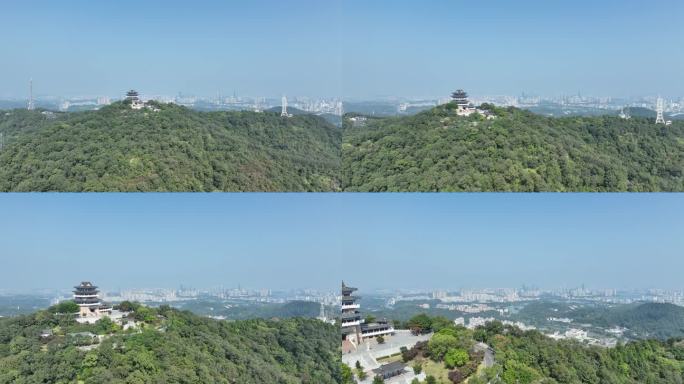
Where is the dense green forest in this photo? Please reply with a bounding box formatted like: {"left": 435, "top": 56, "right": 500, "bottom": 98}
{"left": 0, "top": 102, "right": 341, "bottom": 191}
{"left": 2, "top": 103, "right": 683, "bottom": 191}
{"left": 481, "top": 322, "right": 684, "bottom": 384}
{"left": 0, "top": 302, "right": 341, "bottom": 383}
{"left": 571, "top": 303, "right": 684, "bottom": 340}
{"left": 356, "top": 314, "right": 684, "bottom": 384}
{"left": 513, "top": 301, "right": 684, "bottom": 340}
{"left": 342, "top": 104, "right": 684, "bottom": 191}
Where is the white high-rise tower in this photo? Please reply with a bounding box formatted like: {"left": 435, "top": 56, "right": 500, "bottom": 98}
{"left": 618, "top": 107, "right": 631, "bottom": 120}
{"left": 317, "top": 302, "right": 327, "bottom": 322}
{"left": 27, "top": 78, "right": 35, "bottom": 111}
{"left": 655, "top": 97, "right": 666, "bottom": 124}
{"left": 281, "top": 95, "right": 289, "bottom": 117}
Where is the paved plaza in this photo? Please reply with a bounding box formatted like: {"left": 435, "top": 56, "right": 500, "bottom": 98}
{"left": 343, "top": 330, "right": 432, "bottom": 376}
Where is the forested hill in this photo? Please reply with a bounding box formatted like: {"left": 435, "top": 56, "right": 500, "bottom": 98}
{"left": 575, "top": 303, "right": 684, "bottom": 340}
{"left": 0, "top": 302, "right": 341, "bottom": 383}
{"left": 342, "top": 104, "right": 684, "bottom": 191}
{"left": 0, "top": 102, "right": 341, "bottom": 191}
{"left": 366, "top": 314, "right": 684, "bottom": 384}
{"left": 3, "top": 103, "right": 684, "bottom": 192}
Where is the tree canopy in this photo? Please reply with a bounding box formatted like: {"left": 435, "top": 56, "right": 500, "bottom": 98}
{"left": 342, "top": 105, "right": 684, "bottom": 191}
{"left": 398, "top": 315, "right": 684, "bottom": 384}
{"left": 0, "top": 304, "right": 341, "bottom": 383}
{"left": 0, "top": 103, "right": 341, "bottom": 191}
{"left": 2, "top": 104, "right": 684, "bottom": 191}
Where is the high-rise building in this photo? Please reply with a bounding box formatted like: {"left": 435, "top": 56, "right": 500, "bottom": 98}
{"left": 655, "top": 97, "right": 666, "bottom": 124}
{"left": 281, "top": 95, "right": 292, "bottom": 117}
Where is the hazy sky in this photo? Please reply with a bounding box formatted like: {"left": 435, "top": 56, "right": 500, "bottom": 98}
{"left": 1, "top": 0, "right": 683, "bottom": 98}
{"left": 0, "top": 194, "right": 682, "bottom": 292}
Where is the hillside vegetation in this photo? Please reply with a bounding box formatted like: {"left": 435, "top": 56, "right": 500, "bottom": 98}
{"left": 342, "top": 104, "right": 684, "bottom": 191}
{"left": 2, "top": 103, "right": 683, "bottom": 191}
{"left": 0, "top": 102, "right": 341, "bottom": 191}
{"left": 351, "top": 314, "right": 684, "bottom": 384}
{"left": 514, "top": 301, "right": 684, "bottom": 341}
{"left": 574, "top": 303, "right": 684, "bottom": 340}
{"left": 0, "top": 302, "right": 341, "bottom": 384}
{"left": 485, "top": 324, "right": 684, "bottom": 384}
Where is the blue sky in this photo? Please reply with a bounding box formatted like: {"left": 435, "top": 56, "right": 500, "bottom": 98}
{"left": 1, "top": 0, "right": 682, "bottom": 98}
{"left": 0, "top": 194, "right": 682, "bottom": 292}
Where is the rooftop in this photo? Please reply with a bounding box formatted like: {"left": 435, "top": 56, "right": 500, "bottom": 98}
{"left": 342, "top": 281, "right": 358, "bottom": 295}
{"left": 452, "top": 89, "right": 468, "bottom": 98}
{"left": 362, "top": 322, "right": 393, "bottom": 332}
{"left": 74, "top": 281, "right": 98, "bottom": 290}
{"left": 372, "top": 361, "right": 406, "bottom": 376}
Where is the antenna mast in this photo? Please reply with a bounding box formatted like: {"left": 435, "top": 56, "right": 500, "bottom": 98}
{"left": 27, "top": 78, "right": 35, "bottom": 111}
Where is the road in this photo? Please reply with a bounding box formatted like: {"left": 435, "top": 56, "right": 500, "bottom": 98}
{"left": 474, "top": 342, "right": 495, "bottom": 368}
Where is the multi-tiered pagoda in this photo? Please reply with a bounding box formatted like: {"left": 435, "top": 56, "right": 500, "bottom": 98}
{"left": 125, "top": 90, "right": 145, "bottom": 109}
{"left": 449, "top": 89, "right": 495, "bottom": 119}
{"left": 125, "top": 90, "right": 140, "bottom": 102}
{"left": 341, "top": 281, "right": 394, "bottom": 344}
{"left": 341, "top": 281, "right": 362, "bottom": 341}
{"left": 73, "top": 281, "right": 111, "bottom": 319}
{"left": 451, "top": 89, "right": 469, "bottom": 107}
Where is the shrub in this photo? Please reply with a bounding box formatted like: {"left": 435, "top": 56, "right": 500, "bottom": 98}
{"left": 444, "top": 348, "right": 469, "bottom": 369}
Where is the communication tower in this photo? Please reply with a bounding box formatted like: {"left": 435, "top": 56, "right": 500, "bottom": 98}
{"left": 655, "top": 97, "right": 666, "bottom": 124}
{"left": 27, "top": 79, "right": 35, "bottom": 111}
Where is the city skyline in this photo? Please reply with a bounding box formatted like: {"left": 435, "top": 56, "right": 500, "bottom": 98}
{"left": 6, "top": 87, "right": 684, "bottom": 102}
{"left": 2, "top": 1, "right": 683, "bottom": 98}
{"left": 0, "top": 194, "right": 682, "bottom": 292}
{"left": 5, "top": 86, "right": 683, "bottom": 120}
{"left": 5, "top": 282, "right": 684, "bottom": 297}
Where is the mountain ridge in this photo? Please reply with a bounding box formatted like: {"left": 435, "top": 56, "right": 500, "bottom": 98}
{"left": 0, "top": 102, "right": 341, "bottom": 191}
{"left": 341, "top": 104, "right": 684, "bottom": 191}
{"left": 0, "top": 302, "right": 341, "bottom": 383}
{"left": 2, "top": 103, "right": 683, "bottom": 191}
